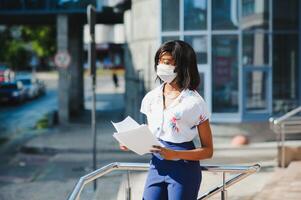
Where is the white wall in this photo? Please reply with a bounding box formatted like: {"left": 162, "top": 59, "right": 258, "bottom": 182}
{"left": 123, "top": 0, "right": 160, "bottom": 121}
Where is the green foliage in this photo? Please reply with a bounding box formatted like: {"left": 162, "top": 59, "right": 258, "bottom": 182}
{"left": 35, "top": 115, "right": 49, "bottom": 130}
{"left": 21, "top": 26, "right": 56, "bottom": 58}
{"left": 0, "top": 25, "right": 56, "bottom": 70}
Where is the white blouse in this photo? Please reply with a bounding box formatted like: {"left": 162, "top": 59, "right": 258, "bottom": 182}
{"left": 140, "top": 84, "right": 210, "bottom": 143}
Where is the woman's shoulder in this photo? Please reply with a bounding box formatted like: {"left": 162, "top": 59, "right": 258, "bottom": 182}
{"left": 181, "top": 89, "right": 205, "bottom": 104}
{"left": 143, "top": 84, "right": 163, "bottom": 100}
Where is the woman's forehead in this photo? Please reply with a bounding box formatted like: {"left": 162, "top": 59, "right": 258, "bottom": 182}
{"left": 159, "top": 52, "right": 174, "bottom": 60}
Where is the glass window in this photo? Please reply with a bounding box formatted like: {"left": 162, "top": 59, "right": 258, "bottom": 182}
{"left": 212, "top": 35, "right": 239, "bottom": 113}
{"left": 184, "top": 36, "right": 207, "bottom": 64}
{"left": 0, "top": 0, "right": 97, "bottom": 11}
{"left": 184, "top": 0, "right": 207, "bottom": 30}
{"left": 212, "top": 0, "right": 239, "bottom": 30}
{"left": 55, "top": 0, "right": 96, "bottom": 10}
{"left": 246, "top": 71, "right": 268, "bottom": 111}
{"left": 273, "top": 34, "right": 299, "bottom": 113}
{"left": 162, "top": 0, "right": 180, "bottom": 31}
{"left": 162, "top": 36, "right": 180, "bottom": 43}
{"left": 243, "top": 33, "right": 269, "bottom": 66}
{"left": 241, "top": 0, "right": 269, "bottom": 30}
{"left": 273, "top": 0, "right": 299, "bottom": 31}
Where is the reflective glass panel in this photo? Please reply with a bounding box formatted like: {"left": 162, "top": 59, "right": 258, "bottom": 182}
{"left": 54, "top": 0, "right": 96, "bottom": 10}
{"left": 212, "top": 35, "right": 238, "bottom": 112}
{"left": 273, "top": 0, "right": 299, "bottom": 31}
{"left": 162, "top": 0, "right": 180, "bottom": 31}
{"left": 246, "top": 71, "right": 268, "bottom": 111}
{"left": 0, "top": 0, "right": 97, "bottom": 11}
{"left": 273, "top": 34, "right": 299, "bottom": 113}
{"left": 184, "top": 36, "right": 207, "bottom": 64}
{"left": 241, "top": 0, "right": 269, "bottom": 30}
{"left": 184, "top": 0, "right": 207, "bottom": 30}
{"left": 162, "top": 36, "right": 180, "bottom": 43}
{"left": 243, "top": 33, "right": 269, "bottom": 66}
{"left": 212, "top": 0, "right": 239, "bottom": 30}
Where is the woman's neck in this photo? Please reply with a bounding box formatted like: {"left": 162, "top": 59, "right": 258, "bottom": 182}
{"left": 164, "top": 82, "right": 180, "bottom": 92}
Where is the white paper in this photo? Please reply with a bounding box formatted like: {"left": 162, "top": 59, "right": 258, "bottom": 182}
{"left": 112, "top": 117, "right": 162, "bottom": 155}
{"left": 111, "top": 116, "right": 140, "bottom": 132}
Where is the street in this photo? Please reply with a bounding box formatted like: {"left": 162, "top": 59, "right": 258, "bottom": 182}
{"left": 0, "top": 70, "right": 135, "bottom": 200}
{"left": 0, "top": 72, "right": 58, "bottom": 151}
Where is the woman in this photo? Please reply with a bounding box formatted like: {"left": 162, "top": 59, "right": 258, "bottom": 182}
{"left": 121, "top": 40, "right": 213, "bottom": 200}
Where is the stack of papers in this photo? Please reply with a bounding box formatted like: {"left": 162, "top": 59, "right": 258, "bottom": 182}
{"left": 112, "top": 116, "right": 163, "bottom": 155}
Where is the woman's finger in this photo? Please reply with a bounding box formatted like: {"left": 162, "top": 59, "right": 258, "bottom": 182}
{"left": 150, "top": 150, "right": 161, "bottom": 154}
{"left": 120, "top": 145, "right": 129, "bottom": 151}
{"left": 152, "top": 145, "right": 163, "bottom": 150}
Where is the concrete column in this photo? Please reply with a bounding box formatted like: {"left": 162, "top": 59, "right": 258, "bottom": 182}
{"left": 57, "top": 14, "right": 70, "bottom": 124}
{"left": 69, "top": 18, "right": 84, "bottom": 116}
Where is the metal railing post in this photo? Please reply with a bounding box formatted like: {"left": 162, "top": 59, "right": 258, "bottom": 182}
{"left": 221, "top": 172, "right": 227, "bottom": 200}
{"left": 280, "top": 124, "right": 285, "bottom": 168}
{"left": 126, "top": 170, "right": 131, "bottom": 200}
{"left": 270, "top": 106, "right": 301, "bottom": 168}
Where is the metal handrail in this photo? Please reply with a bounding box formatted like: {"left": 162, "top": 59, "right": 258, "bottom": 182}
{"left": 272, "top": 106, "right": 301, "bottom": 125}
{"left": 269, "top": 106, "right": 301, "bottom": 168}
{"left": 67, "top": 162, "right": 260, "bottom": 200}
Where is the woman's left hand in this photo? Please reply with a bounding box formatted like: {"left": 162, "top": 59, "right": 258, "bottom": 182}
{"left": 150, "top": 145, "right": 178, "bottom": 160}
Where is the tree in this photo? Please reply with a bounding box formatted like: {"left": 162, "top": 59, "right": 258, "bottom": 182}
{"left": 0, "top": 25, "right": 56, "bottom": 71}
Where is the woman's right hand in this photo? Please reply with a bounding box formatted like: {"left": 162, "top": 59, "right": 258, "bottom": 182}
{"left": 119, "top": 144, "right": 129, "bottom": 151}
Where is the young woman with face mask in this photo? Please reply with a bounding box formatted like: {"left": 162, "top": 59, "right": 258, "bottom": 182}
{"left": 121, "top": 40, "right": 213, "bottom": 200}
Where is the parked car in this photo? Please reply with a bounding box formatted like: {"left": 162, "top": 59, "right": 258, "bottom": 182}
{"left": 0, "top": 64, "right": 14, "bottom": 83}
{"left": 0, "top": 81, "right": 26, "bottom": 104}
{"left": 17, "top": 77, "right": 39, "bottom": 99}
{"left": 16, "top": 73, "right": 46, "bottom": 99}
{"left": 36, "top": 79, "right": 46, "bottom": 96}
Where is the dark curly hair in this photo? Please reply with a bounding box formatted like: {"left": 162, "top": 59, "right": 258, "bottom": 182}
{"left": 154, "top": 40, "right": 200, "bottom": 90}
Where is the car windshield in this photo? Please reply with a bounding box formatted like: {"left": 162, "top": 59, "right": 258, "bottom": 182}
{"left": 0, "top": 84, "right": 18, "bottom": 89}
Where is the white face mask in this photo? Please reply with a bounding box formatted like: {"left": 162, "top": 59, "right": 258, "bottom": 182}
{"left": 156, "top": 63, "right": 177, "bottom": 83}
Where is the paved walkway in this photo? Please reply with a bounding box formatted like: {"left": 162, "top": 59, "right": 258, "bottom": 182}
{"left": 253, "top": 161, "right": 301, "bottom": 200}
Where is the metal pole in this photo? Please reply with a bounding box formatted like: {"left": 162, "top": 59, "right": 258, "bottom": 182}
{"left": 92, "top": 69, "right": 97, "bottom": 191}
{"left": 87, "top": 4, "right": 97, "bottom": 191}
{"left": 280, "top": 124, "right": 285, "bottom": 168}
{"left": 221, "top": 172, "right": 227, "bottom": 200}
{"left": 126, "top": 170, "right": 131, "bottom": 200}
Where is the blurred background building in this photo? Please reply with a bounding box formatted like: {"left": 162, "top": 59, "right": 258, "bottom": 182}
{"left": 124, "top": 0, "right": 300, "bottom": 123}
{"left": 0, "top": 0, "right": 299, "bottom": 124}
{"left": 0, "top": 0, "right": 129, "bottom": 123}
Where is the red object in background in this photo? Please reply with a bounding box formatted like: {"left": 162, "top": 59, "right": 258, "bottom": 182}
{"left": 231, "top": 135, "right": 249, "bottom": 146}
{"left": 0, "top": 65, "right": 14, "bottom": 83}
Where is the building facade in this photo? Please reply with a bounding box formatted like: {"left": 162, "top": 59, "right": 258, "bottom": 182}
{"left": 124, "top": 0, "right": 300, "bottom": 123}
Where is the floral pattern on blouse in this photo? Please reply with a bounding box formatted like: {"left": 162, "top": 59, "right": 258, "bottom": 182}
{"left": 169, "top": 112, "right": 181, "bottom": 133}
{"left": 199, "top": 114, "right": 207, "bottom": 124}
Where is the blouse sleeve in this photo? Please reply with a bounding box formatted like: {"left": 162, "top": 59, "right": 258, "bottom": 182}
{"left": 183, "top": 97, "right": 210, "bottom": 127}
{"left": 140, "top": 92, "right": 151, "bottom": 116}
{"left": 193, "top": 98, "right": 210, "bottom": 126}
